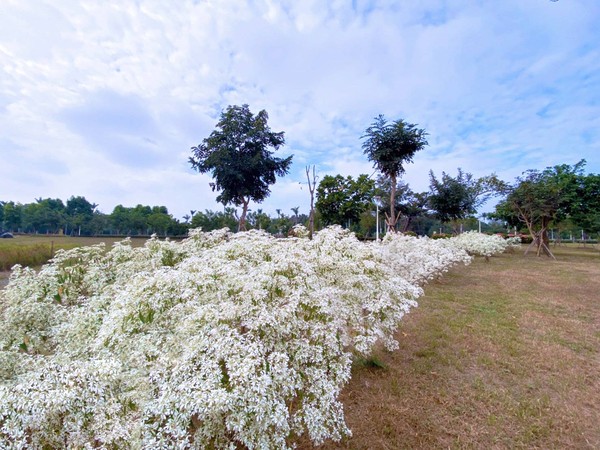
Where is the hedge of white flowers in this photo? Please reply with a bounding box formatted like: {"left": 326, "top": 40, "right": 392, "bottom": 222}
{"left": 0, "top": 227, "right": 510, "bottom": 449}
{"left": 452, "top": 231, "right": 521, "bottom": 258}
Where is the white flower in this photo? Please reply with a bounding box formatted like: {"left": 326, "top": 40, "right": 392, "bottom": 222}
{"left": 0, "top": 227, "right": 475, "bottom": 448}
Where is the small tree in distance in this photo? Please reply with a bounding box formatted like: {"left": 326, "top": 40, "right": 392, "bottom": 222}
{"left": 428, "top": 169, "right": 506, "bottom": 234}
{"left": 189, "top": 104, "right": 293, "bottom": 231}
{"left": 362, "top": 115, "right": 428, "bottom": 232}
{"left": 493, "top": 161, "right": 585, "bottom": 258}
{"left": 305, "top": 165, "right": 317, "bottom": 239}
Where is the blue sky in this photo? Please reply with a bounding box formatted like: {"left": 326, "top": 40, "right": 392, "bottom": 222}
{"left": 1, "top": 0, "right": 599, "bottom": 220}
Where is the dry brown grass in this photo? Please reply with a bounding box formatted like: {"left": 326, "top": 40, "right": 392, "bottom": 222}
{"left": 299, "top": 244, "right": 600, "bottom": 450}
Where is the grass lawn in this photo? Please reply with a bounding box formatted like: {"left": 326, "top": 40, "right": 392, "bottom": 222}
{"left": 299, "top": 244, "right": 600, "bottom": 449}
{"left": 0, "top": 234, "right": 152, "bottom": 283}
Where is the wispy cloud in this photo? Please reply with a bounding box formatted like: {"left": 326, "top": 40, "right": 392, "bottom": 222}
{"left": 1, "top": 0, "right": 599, "bottom": 218}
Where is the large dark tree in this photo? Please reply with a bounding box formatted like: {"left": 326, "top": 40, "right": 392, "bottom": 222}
{"left": 362, "top": 115, "right": 428, "bottom": 232}
{"left": 66, "top": 195, "right": 97, "bottom": 235}
{"left": 189, "top": 105, "right": 292, "bottom": 231}
{"left": 571, "top": 173, "right": 600, "bottom": 236}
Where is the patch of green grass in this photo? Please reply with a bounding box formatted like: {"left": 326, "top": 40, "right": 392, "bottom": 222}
{"left": 0, "top": 235, "right": 150, "bottom": 271}
{"left": 353, "top": 354, "right": 387, "bottom": 370}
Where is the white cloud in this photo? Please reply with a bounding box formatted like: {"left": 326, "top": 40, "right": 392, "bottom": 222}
{"left": 1, "top": 0, "right": 599, "bottom": 220}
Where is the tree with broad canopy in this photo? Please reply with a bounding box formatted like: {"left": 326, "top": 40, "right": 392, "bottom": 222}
{"left": 315, "top": 174, "right": 375, "bottom": 229}
{"left": 493, "top": 160, "right": 586, "bottom": 258}
{"left": 428, "top": 169, "right": 506, "bottom": 234}
{"left": 189, "top": 104, "right": 292, "bottom": 231}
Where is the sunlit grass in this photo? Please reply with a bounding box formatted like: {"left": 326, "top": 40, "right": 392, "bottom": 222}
{"left": 0, "top": 235, "right": 154, "bottom": 271}
{"left": 299, "top": 245, "right": 600, "bottom": 449}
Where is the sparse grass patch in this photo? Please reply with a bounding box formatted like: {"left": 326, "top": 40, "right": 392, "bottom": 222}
{"left": 299, "top": 246, "right": 600, "bottom": 449}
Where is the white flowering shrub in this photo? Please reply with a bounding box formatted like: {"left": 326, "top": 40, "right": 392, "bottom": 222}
{"left": 451, "top": 231, "right": 521, "bottom": 258}
{"left": 380, "top": 233, "right": 472, "bottom": 284}
{"left": 1, "top": 227, "right": 472, "bottom": 449}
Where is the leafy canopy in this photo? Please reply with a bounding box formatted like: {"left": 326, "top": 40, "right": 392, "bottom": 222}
{"left": 428, "top": 169, "right": 505, "bottom": 224}
{"left": 494, "top": 160, "right": 585, "bottom": 232}
{"left": 189, "top": 104, "right": 292, "bottom": 210}
{"left": 361, "top": 115, "right": 428, "bottom": 180}
{"left": 493, "top": 160, "right": 588, "bottom": 257}
{"left": 361, "top": 115, "right": 428, "bottom": 231}
{"left": 572, "top": 173, "right": 600, "bottom": 234}
{"left": 315, "top": 174, "right": 375, "bottom": 227}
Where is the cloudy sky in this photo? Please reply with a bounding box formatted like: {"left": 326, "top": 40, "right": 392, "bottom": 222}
{"left": 1, "top": 0, "right": 599, "bottom": 220}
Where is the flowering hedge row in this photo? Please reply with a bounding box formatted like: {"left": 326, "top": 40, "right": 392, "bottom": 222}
{"left": 452, "top": 231, "right": 521, "bottom": 258}
{"left": 0, "top": 227, "right": 509, "bottom": 449}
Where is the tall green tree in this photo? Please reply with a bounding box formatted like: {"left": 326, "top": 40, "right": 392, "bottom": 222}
{"left": 2, "top": 202, "right": 22, "bottom": 231}
{"left": 362, "top": 115, "right": 428, "bottom": 232}
{"left": 315, "top": 174, "right": 375, "bottom": 228}
{"left": 22, "top": 198, "right": 65, "bottom": 234}
{"left": 189, "top": 104, "right": 293, "bottom": 231}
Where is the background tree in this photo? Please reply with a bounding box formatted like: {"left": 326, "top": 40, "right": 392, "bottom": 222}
{"left": 362, "top": 115, "right": 428, "bottom": 232}
{"left": 315, "top": 174, "right": 375, "bottom": 229}
{"left": 305, "top": 165, "right": 317, "bottom": 239}
{"left": 290, "top": 206, "right": 300, "bottom": 225}
{"left": 571, "top": 172, "right": 600, "bottom": 237}
{"left": 189, "top": 104, "right": 292, "bottom": 231}
{"left": 191, "top": 208, "right": 239, "bottom": 232}
{"left": 147, "top": 206, "right": 173, "bottom": 236}
{"left": 428, "top": 169, "right": 506, "bottom": 233}
{"left": 21, "top": 198, "right": 65, "bottom": 234}
{"left": 493, "top": 161, "right": 584, "bottom": 257}
{"left": 66, "top": 195, "right": 97, "bottom": 235}
{"left": 247, "top": 208, "right": 271, "bottom": 231}
{"left": 373, "top": 176, "right": 430, "bottom": 233}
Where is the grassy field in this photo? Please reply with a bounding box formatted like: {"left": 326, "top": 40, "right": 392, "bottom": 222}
{"left": 296, "top": 244, "right": 600, "bottom": 449}
{"left": 0, "top": 234, "right": 152, "bottom": 285}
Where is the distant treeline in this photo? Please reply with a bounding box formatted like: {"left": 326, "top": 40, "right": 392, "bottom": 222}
{"left": 0, "top": 195, "right": 509, "bottom": 238}
{"left": 0, "top": 196, "right": 316, "bottom": 237}
{"left": 0, "top": 197, "right": 188, "bottom": 236}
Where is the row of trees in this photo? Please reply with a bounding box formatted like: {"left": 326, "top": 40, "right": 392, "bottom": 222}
{"left": 3, "top": 106, "right": 597, "bottom": 250}
{"left": 0, "top": 191, "right": 504, "bottom": 239}
{"left": 0, "top": 198, "right": 188, "bottom": 236}
{"left": 189, "top": 105, "right": 599, "bottom": 257}
{"left": 3, "top": 161, "right": 596, "bottom": 244}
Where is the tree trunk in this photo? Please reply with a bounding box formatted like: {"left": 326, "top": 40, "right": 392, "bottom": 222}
{"left": 402, "top": 216, "right": 412, "bottom": 233}
{"left": 238, "top": 198, "right": 250, "bottom": 232}
{"left": 306, "top": 165, "right": 316, "bottom": 240}
{"left": 386, "top": 174, "right": 399, "bottom": 233}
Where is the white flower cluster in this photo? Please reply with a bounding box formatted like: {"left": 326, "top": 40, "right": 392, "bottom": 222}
{"left": 380, "top": 233, "right": 473, "bottom": 284}
{"left": 1, "top": 227, "right": 472, "bottom": 449}
{"left": 451, "top": 231, "right": 521, "bottom": 258}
